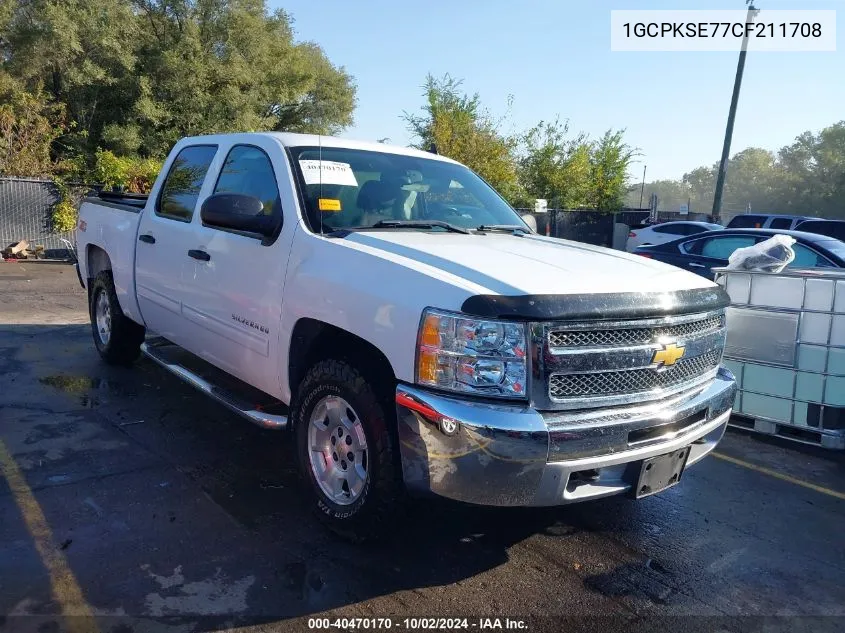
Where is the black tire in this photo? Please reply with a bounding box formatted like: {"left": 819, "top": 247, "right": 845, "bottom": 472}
{"left": 89, "top": 271, "right": 145, "bottom": 365}
{"left": 293, "top": 358, "right": 402, "bottom": 541}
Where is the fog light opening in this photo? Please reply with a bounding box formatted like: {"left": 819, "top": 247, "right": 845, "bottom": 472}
{"left": 566, "top": 468, "right": 601, "bottom": 492}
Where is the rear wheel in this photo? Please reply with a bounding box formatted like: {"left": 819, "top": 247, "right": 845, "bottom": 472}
{"left": 89, "top": 271, "right": 145, "bottom": 365}
{"left": 293, "top": 358, "right": 402, "bottom": 541}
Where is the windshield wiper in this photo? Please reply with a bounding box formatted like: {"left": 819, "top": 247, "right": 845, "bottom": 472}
{"left": 474, "top": 224, "right": 529, "bottom": 235}
{"left": 369, "top": 219, "right": 470, "bottom": 234}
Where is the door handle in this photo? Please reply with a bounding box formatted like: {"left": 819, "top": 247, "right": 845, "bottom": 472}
{"left": 688, "top": 262, "right": 705, "bottom": 268}
{"left": 138, "top": 234, "right": 156, "bottom": 244}
{"left": 188, "top": 249, "right": 211, "bottom": 262}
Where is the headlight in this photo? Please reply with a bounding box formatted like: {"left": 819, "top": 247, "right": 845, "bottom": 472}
{"left": 415, "top": 308, "right": 527, "bottom": 399}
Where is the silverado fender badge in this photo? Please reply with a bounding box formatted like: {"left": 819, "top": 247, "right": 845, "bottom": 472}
{"left": 231, "top": 313, "right": 270, "bottom": 335}
{"left": 652, "top": 343, "right": 685, "bottom": 367}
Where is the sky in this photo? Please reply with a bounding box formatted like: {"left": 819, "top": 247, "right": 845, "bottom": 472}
{"left": 271, "top": 0, "right": 844, "bottom": 182}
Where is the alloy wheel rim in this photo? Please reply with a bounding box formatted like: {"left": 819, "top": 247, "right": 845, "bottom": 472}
{"left": 307, "top": 395, "right": 369, "bottom": 506}
{"left": 95, "top": 290, "right": 112, "bottom": 345}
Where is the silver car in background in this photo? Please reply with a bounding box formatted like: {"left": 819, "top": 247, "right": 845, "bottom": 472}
{"left": 626, "top": 221, "right": 724, "bottom": 252}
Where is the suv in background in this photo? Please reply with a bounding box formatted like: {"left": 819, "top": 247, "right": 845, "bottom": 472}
{"left": 726, "top": 214, "right": 818, "bottom": 230}
{"left": 794, "top": 219, "right": 845, "bottom": 241}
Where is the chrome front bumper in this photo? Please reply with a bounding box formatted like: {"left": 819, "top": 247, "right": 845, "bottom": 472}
{"left": 396, "top": 367, "right": 736, "bottom": 506}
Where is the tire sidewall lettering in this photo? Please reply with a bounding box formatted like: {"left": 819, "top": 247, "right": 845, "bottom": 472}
{"left": 298, "top": 378, "right": 372, "bottom": 521}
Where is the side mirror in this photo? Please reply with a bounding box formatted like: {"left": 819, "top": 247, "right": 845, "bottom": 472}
{"left": 200, "top": 193, "right": 279, "bottom": 240}
{"left": 521, "top": 214, "right": 538, "bottom": 233}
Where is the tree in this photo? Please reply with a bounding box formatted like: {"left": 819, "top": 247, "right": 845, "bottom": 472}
{"left": 633, "top": 121, "right": 845, "bottom": 220}
{"left": 588, "top": 129, "right": 637, "bottom": 212}
{"left": 0, "top": 71, "right": 65, "bottom": 176}
{"left": 1, "top": 0, "right": 141, "bottom": 159}
{"left": 517, "top": 118, "right": 591, "bottom": 209}
{"left": 404, "top": 74, "right": 520, "bottom": 202}
{"left": 0, "top": 0, "right": 356, "bottom": 165}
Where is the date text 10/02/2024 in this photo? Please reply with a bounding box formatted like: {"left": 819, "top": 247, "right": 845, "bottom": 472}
{"left": 307, "top": 618, "right": 529, "bottom": 630}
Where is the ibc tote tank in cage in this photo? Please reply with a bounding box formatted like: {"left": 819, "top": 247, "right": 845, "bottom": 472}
{"left": 714, "top": 267, "right": 845, "bottom": 449}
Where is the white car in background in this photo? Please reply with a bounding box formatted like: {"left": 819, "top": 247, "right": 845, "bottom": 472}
{"left": 626, "top": 221, "right": 724, "bottom": 252}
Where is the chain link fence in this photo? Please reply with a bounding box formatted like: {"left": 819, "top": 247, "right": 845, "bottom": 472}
{"left": 0, "top": 177, "right": 77, "bottom": 259}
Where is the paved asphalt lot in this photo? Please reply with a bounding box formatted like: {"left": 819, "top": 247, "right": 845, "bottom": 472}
{"left": 1, "top": 262, "right": 845, "bottom": 633}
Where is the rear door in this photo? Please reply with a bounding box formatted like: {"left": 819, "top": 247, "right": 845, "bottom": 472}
{"left": 678, "top": 234, "right": 761, "bottom": 278}
{"left": 180, "top": 138, "right": 296, "bottom": 396}
{"left": 135, "top": 144, "right": 218, "bottom": 342}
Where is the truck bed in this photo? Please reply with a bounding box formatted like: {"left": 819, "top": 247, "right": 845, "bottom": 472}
{"left": 77, "top": 193, "right": 146, "bottom": 323}
{"left": 84, "top": 191, "right": 149, "bottom": 212}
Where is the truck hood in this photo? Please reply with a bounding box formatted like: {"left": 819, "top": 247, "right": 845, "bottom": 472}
{"left": 344, "top": 231, "right": 715, "bottom": 296}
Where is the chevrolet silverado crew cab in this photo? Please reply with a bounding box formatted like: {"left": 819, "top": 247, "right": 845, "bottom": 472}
{"left": 76, "top": 133, "right": 736, "bottom": 539}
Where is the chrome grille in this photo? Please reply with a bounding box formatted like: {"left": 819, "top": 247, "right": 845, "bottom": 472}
{"left": 548, "top": 314, "right": 724, "bottom": 349}
{"left": 549, "top": 349, "right": 721, "bottom": 400}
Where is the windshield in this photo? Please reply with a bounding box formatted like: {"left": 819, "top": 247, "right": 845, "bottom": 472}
{"left": 288, "top": 146, "right": 527, "bottom": 233}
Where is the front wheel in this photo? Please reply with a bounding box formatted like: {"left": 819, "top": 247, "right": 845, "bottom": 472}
{"left": 293, "top": 358, "right": 402, "bottom": 541}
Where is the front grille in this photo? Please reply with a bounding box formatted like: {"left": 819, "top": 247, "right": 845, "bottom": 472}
{"left": 548, "top": 349, "right": 721, "bottom": 400}
{"left": 548, "top": 314, "right": 724, "bottom": 349}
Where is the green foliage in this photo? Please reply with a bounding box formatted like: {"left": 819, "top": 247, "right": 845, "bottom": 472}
{"left": 518, "top": 119, "right": 591, "bottom": 209}
{"left": 589, "top": 130, "right": 637, "bottom": 212}
{"left": 92, "top": 150, "right": 162, "bottom": 193}
{"left": 404, "top": 76, "right": 638, "bottom": 211}
{"left": 91, "top": 149, "right": 129, "bottom": 189}
{"left": 1, "top": 0, "right": 356, "bottom": 162}
{"left": 404, "top": 74, "right": 520, "bottom": 202}
{"left": 0, "top": 71, "right": 65, "bottom": 176}
{"left": 51, "top": 178, "right": 81, "bottom": 233}
{"left": 629, "top": 121, "right": 845, "bottom": 220}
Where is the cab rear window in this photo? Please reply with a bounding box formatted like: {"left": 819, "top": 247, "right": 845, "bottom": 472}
{"left": 156, "top": 145, "right": 218, "bottom": 222}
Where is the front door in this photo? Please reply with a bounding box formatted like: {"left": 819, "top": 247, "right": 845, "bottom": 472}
{"left": 135, "top": 144, "right": 219, "bottom": 342}
{"left": 180, "top": 139, "right": 294, "bottom": 396}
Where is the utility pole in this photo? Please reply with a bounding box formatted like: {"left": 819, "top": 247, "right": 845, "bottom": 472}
{"left": 639, "top": 165, "right": 647, "bottom": 208}
{"left": 712, "top": 1, "right": 759, "bottom": 217}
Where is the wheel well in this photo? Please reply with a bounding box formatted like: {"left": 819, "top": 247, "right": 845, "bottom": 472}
{"left": 288, "top": 319, "right": 396, "bottom": 400}
{"left": 86, "top": 245, "right": 112, "bottom": 297}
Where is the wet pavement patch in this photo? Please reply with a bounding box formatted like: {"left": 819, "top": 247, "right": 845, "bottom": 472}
{"left": 39, "top": 375, "right": 104, "bottom": 393}
{"left": 38, "top": 374, "right": 136, "bottom": 408}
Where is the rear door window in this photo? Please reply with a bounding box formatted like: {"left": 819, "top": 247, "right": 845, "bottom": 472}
{"left": 653, "top": 224, "right": 685, "bottom": 235}
{"left": 156, "top": 145, "right": 218, "bottom": 221}
{"left": 680, "top": 224, "right": 709, "bottom": 235}
{"left": 684, "top": 235, "right": 758, "bottom": 259}
{"left": 769, "top": 217, "right": 792, "bottom": 230}
{"left": 790, "top": 244, "right": 834, "bottom": 268}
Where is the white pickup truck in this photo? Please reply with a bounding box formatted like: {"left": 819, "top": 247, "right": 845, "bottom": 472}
{"left": 76, "top": 132, "right": 736, "bottom": 539}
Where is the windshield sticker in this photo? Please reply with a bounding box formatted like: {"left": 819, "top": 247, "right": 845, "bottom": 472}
{"left": 318, "top": 198, "right": 342, "bottom": 212}
{"left": 299, "top": 160, "right": 358, "bottom": 187}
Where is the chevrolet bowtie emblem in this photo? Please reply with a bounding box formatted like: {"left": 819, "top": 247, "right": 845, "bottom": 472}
{"left": 652, "top": 343, "right": 685, "bottom": 367}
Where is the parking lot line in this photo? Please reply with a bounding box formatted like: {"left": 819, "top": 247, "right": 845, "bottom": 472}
{"left": 712, "top": 451, "right": 845, "bottom": 501}
{"left": 0, "top": 440, "right": 99, "bottom": 633}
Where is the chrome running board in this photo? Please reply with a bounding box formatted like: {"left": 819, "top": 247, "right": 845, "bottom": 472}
{"left": 140, "top": 339, "right": 288, "bottom": 430}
